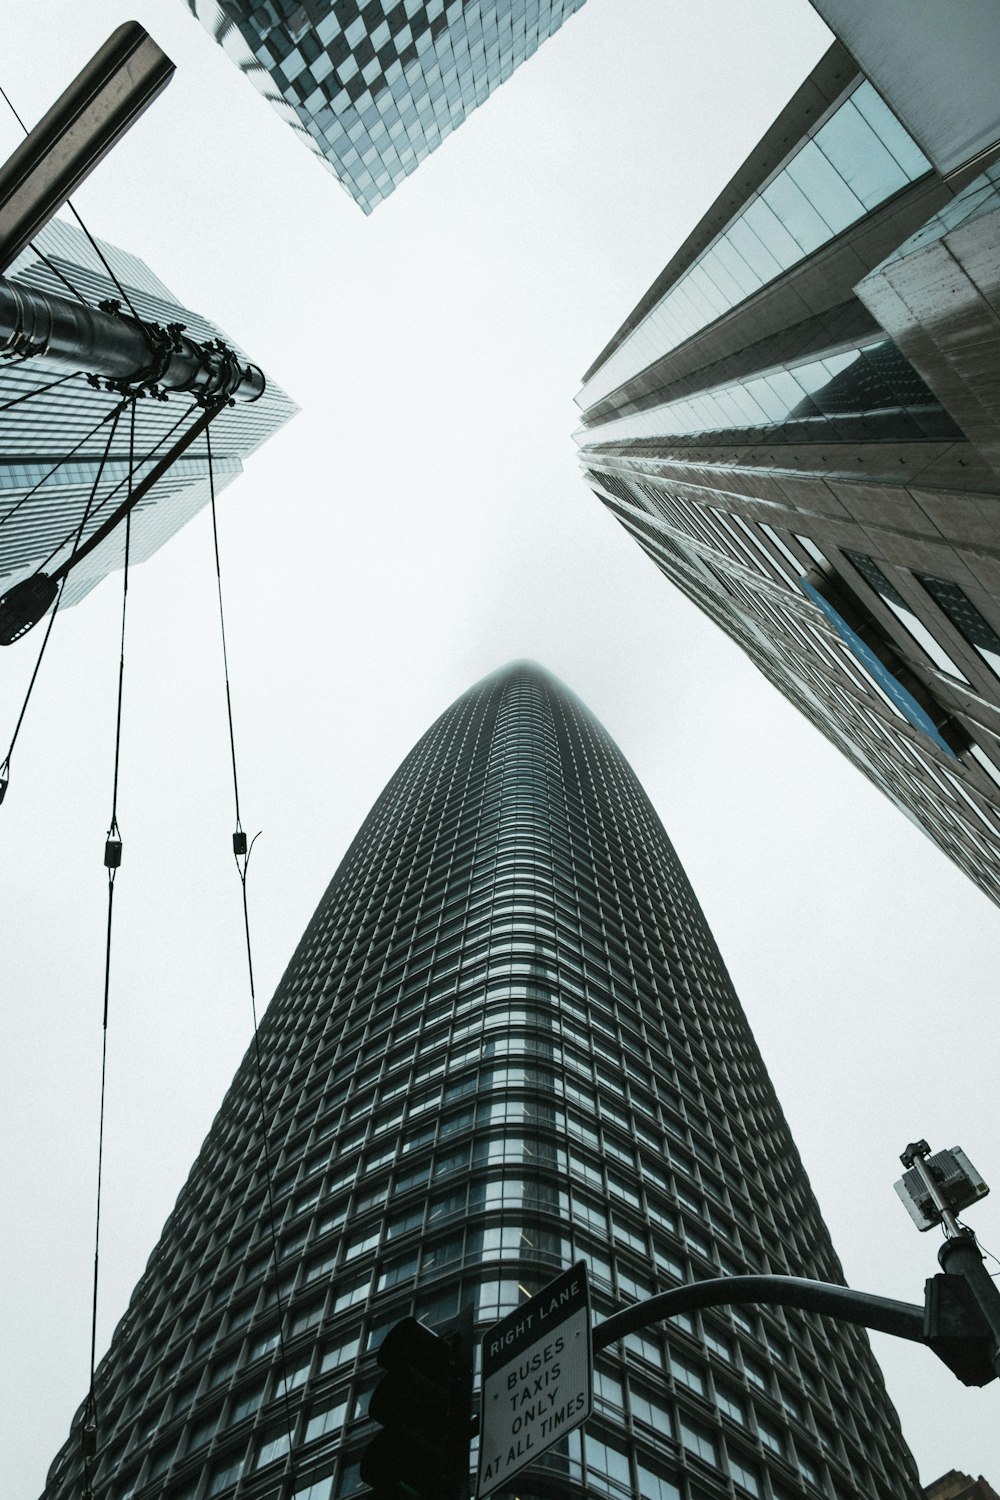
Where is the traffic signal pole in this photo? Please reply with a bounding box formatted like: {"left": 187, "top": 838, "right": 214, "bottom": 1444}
{"left": 590, "top": 1138, "right": 999, "bottom": 1390}
{"left": 902, "top": 1140, "right": 1000, "bottom": 1382}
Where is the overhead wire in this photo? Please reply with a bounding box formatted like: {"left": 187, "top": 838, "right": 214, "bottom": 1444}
{"left": 1, "top": 398, "right": 128, "bottom": 801}
{"left": 0, "top": 368, "right": 83, "bottom": 412}
{"left": 206, "top": 424, "right": 298, "bottom": 1491}
{"left": 0, "top": 392, "right": 126, "bottom": 534}
{"left": 81, "top": 401, "right": 135, "bottom": 1499}
{"left": 34, "top": 398, "right": 201, "bottom": 574}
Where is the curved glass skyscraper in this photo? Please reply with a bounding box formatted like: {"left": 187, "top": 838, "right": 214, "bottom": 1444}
{"left": 43, "top": 663, "right": 920, "bottom": 1500}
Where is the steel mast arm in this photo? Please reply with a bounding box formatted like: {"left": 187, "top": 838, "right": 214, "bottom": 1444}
{"left": 593, "top": 1275, "right": 926, "bottom": 1351}
{"left": 0, "top": 279, "right": 265, "bottom": 403}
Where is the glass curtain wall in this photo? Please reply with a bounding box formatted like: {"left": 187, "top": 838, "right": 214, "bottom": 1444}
{"left": 42, "top": 663, "right": 920, "bottom": 1500}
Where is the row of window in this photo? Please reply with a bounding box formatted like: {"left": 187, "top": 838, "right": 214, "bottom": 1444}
{"left": 578, "top": 80, "right": 930, "bottom": 409}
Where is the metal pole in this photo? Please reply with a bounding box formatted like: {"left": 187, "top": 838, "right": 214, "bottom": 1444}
{"left": 0, "top": 23, "right": 174, "bottom": 272}
{"left": 0, "top": 278, "right": 265, "bottom": 403}
{"left": 592, "top": 1274, "right": 926, "bottom": 1351}
{"left": 901, "top": 1142, "right": 966, "bottom": 1238}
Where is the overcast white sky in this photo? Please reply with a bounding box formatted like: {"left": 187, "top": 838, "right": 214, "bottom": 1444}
{"left": 1, "top": 0, "right": 998, "bottom": 1493}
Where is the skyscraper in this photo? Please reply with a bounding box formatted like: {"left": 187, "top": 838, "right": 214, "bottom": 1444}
{"left": 182, "top": 0, "right": 586, "bottom": 213}
{"left": 575, "top": 39, "right": 1000, "bottom": 907}
{"left": 42, "top": 663, "right": 920, "bottom": 1500}
{"left": 1, "top": 218, "right": 296, "bottom": 613}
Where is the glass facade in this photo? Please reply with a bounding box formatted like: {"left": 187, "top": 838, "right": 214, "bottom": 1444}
{"left": 0, "top": 220, "right": 296, "bottom": 611}
{"left": 576, "top": 43, "right": 1000, "bottom": 907}
{"left": 575, "top": 81, "right": 930, "bottom": 412}
{"left": 184, "top": 0, "right": 586, "bottom": 214}
{"left": 576, "top": 336, "right": 959, "bottom": 449}
{"left": 42, "top": 663, "right": 920, "bottom": 1500}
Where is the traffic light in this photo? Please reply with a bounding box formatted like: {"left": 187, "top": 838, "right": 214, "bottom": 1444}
{"left": 360, "top": 1308, "right": 474, "bottom": 1500}
{"left": 924, "top": 1271, "right": 996, "bottom": 1385}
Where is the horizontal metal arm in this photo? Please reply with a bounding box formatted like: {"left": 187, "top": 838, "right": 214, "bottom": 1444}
{"left": 593, "top": 1275, "right": 926, "bottom": 1350}
{"left": 0, "top": 279, "right": 265, "bottom": 402}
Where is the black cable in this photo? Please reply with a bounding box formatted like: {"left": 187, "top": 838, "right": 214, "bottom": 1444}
{"left": 1, "top": 400, "right": 127, "bottom": 799}
{"left": 35, "top": 398, "right": 199, "bottom": 574}
{"left": 0, "top": 393, "right": 126, "bottom": 534}
{"left": 207, "top": 425, "right": 243, "bottom": 835}
{"left": 207, "top": 429, "right": 298, "bottom": 1491}
{"left": 26, "top": 244, "right": 92, "bottom": 308}
{"left": 65, "top": 203, "right": 142, "bottom": 322}
{"left": 81, "top": 406, "right": 135, "bottom": 1498}
{"left": 107, "top": 403, "right": 135, "bottom": 829}
{"left": 0, "top": 368, "right": 82, "bottom": 412}
{"left": 0, "top": 79, "right": 27, "bottom": 128}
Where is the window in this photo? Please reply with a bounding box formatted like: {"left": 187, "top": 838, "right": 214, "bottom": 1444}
{"left": 593, "top": 1367, "right": 624, "bottom": 1411}
{"left": 624, "top": 1329, "right": 662, "bottom": 1368}
{"left": 716, "top": 1385, "right": 746, "bottom": 1424}
{"left": 918, "top": 573, "right": 1000, "bottom": 679}
{"left": 321, "top": 1333, "right": 360, "bottom": 1374}
{"left": 635, "top": 1463, "right": 681, "bottom": 1500}
{"left": 703, "top": 1324, "right": 732, "bottom": 1363}
{"left": 291, "top": 1300, "right": 325, "bottom": 1336}
{"left": 207, "top": 1455, "right": 244, "bottom": 1495}
{"left": 333, "top": 1275, "right": 370, "bottom": 1312}
{"left": 742, "top": 1355, "right": 770, "bottom": 1392}
{"left": 629, "top": 1384, "right": 672, "bottom": 1433}
{"left": 305, "top": 1398, "right": 349, "bottom": 1444}
{"left": 845, "top": 552, "right": 970, "bottom": 679}
{"left": 757, "top": 1414, "right": 785, "bottom": 1455}
{"left": 584, "top": 1433, "right": 632, "bottom": 1492}
{"left": 577, "top": 80, "right": 928, "bottom": 412}
{"left": 679, "top": 1416, "right": 719, "bottom": 1465}
{"left": 343, "top": 1228, "right": 379, "bottom": 1261}
{"left": 671, "top": 1354, "right": 706, "bottom": 1397}
{"left": 377, "top": 1253, "right": 418, "bottom": 1290}
{"left": 255, "top": 1429, "right": 292, "bottom": 1469}
{"left": 729, "top": 1454, "right": 763, "bottom": 1497}
{"left": 230, "top": 1383, "right": 264, "bottom": 1423}
{"left": 186, "top": 1409, "right": 220, "bottom": 1453}
{"left": 295, "top": 1475, "right": 335, "bottom": 1500}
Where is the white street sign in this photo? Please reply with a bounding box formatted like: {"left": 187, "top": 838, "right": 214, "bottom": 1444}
{"left": 477, "top": 1262, "right": 592, "bottom": 1498}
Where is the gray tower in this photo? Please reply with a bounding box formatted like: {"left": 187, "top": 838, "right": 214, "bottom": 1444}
{"left": 576, "top": 42, "right": 1000, "bottom": 907}
{"left": 43, "top": 663, "right": 920, "bottom": 1500}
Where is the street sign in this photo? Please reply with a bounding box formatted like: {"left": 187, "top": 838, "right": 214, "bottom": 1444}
{"left": 477, "top": 1262, "right": 592, "bottom": 1498}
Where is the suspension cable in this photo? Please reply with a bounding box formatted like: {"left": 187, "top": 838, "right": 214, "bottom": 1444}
{"left": 34, "top": 398, "right": 199, "bottom": 573}
{"left": 1, "top": 399, "right": 127, "bottom": 802}
{"left": 207, "top": 425, "right": 243, "bottom": 837}
{"left": 81, "top": 406, "right": 134, "bottom": 1498}
{"left": 0, "top": 368, "right": 82, "bottom": 412}
{"left": 206, "top": 427, "right": 298, "bottom": 1489}
{"left": 0, "top": 392, "right": 125, "bottom": 534}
